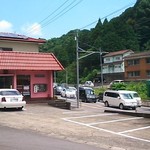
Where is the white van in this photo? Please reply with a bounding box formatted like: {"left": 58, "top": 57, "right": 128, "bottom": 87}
{"left": 103, "top": 90, "right": 138, "bottom": 110}
{"left": 122, "top": 90, "right": 142, "bottom": 107}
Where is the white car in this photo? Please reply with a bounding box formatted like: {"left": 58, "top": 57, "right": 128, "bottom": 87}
{"left": 84, "top": 81, "right": 94, "bottom": 87}
{"left": 61, "top": 88, "right": 76, "bottom": 98}
{"left": 0, "top": 89, "right": 26, "bottom": 110}
{"left": 109, "top": 80, "right": 124, "bottom": 88}
{"left": 120, "top": 90, "right": 142, "bottom": 107}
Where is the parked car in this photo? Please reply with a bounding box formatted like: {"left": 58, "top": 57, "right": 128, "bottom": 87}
{"left": 103, "top": 90, "right": 138, "bottom": 110}
{"left": 79, "top": 87, "right": 96, "bottom": 103}
{"left": 54, "top": 85, "right": 63, "bottom": 95}
{"left": 68, "top": 86, "right": 77, "bottom": 92}
{"left": 109, "top": 80, "right": 124, "bottom": 88}
{"left": 61, "top": 88, "right": 76, "bottom": 98}
{"left": 0, "top": 89, "right": 26, "bottom": 110}
{"left": 84, "top": 81, "right": 94, "bottom": 87}
{"left": 119, "top": 90, "right": 142, "bottom": 107}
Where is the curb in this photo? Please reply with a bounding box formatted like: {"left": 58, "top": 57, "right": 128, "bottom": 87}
{"left": 104, "top": 109, "right": 150, "bottom": 118}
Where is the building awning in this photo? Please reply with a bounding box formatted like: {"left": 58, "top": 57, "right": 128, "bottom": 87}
{"left": 0, "top": 51, "right": 64, "bottom": 71}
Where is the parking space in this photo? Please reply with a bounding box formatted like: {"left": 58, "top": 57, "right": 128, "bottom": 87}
{"left": 62, "top": 102, "right": 150, "bottom": 144}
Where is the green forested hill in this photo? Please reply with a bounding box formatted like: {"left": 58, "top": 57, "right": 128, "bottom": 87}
{"left": 40, "top": 0, "right": 150, "bottom": 84}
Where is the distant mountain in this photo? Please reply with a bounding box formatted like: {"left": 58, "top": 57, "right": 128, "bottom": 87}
{"left": 40, "top": 0, "right": 150, "bottom": 83}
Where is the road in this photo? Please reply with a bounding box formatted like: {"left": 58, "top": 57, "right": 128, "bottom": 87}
{"left": 0, "top": 125, "right": 103, "bottom": 150}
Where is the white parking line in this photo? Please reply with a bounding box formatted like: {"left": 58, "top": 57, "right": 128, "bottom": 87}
{"left": 63, "top": 113, "right": 118, "bottom": 119}
{"left": 62, "top": 118, "right": 117, "bottom": 135}
{"left": 88, "top": 117, "right": 143, "bottom": 125}
{"left": 62, "top": 115, "right": 150, "bottom": 143}
{"left": 119, "top": 126, "right": 150, "bottom": 134}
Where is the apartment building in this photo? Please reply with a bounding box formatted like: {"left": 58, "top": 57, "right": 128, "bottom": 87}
{"left": 102, "top": 49, "right": 134, "bottom": 83}
{"left": 124, "top": 51, "right": 150, "bottom": 81}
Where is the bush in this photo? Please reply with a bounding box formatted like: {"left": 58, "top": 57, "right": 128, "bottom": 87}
{"left": 111, "top": 83, "right": 127, "bottom": 90}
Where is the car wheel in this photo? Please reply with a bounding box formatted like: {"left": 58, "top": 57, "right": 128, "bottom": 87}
{"left": 119, "top": 103, "right": 124, "bottom": 110}
{"left": 105, "top": 101, "right": 109, "bottom": 107}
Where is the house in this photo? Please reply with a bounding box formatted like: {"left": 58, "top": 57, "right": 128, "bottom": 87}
{"left": 102, "top": 49, "right": 134, "bottom": 83}
{"left": 0, "top": 32, "right": 64, "bottom": 101}
{"left": 124, "top": 51, "right": 150, "bottom": 81}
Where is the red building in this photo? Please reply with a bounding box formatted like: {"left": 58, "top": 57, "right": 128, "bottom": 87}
{"left": 124, "top": 51, "right": 150, "bottom": 81}
{"left": 0, "top": 33, "right": 64, "bottom": 101}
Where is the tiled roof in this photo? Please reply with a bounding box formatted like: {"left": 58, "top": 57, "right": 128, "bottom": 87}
{"left": 0, "top": 32, "right": 46, "bottom": 44}
{"left": 124, "top": 51, "right": 150, "bottom": 60}
{"left": 0, "top": 51, "right": 64, "bottom": 71}
{"left": 104, "top": 49, "right": 133, "bottom": 57}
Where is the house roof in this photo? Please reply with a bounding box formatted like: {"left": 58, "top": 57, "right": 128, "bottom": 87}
{"left": 0, "top": 51, "right": 64, "bottom": 71}
{"left": 124, "top": 51, "right": 150, "bottom": 60}
{"left": 104, "top": 49, "right": 133, "bottom": 57}
{"left": 0, "top": 32, "right": 46, "bottom": 44}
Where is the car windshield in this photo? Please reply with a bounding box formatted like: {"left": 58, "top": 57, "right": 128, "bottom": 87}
{"left": 0, "top": 90, "right": 21, "bottom": 96}
{"left": 85, "top": 89, "right": 94, "bottom": 95}
{"left": 120, "top": 93, "right": 133, "bottom": 99}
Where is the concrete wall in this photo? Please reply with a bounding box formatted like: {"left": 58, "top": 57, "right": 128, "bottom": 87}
{"left": 0, "top": 41, "right": 39, "bottom": 52}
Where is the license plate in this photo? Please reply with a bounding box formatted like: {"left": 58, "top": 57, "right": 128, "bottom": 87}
{"left": 10, "top": 98, "right": 18, "bottom": 102}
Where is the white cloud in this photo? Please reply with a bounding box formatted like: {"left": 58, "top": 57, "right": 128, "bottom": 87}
{"left": 21, "top": 22, "right": 42, "bottom": 38}
{"left": 0, "top": 20, "right": 13, "bottom": 32}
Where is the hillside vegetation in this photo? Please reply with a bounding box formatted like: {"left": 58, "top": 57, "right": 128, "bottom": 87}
{"left": 40, "top": 0, "right": 150, "bottom": 84}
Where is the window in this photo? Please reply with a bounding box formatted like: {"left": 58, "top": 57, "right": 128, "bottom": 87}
{"left": 115, "top": 56, "right": 121, "bottom": 61}
{"left": 105, "top": 92, "right": 119, "bottom": 98}
{"left": 127, "top": 59, "right": 139, "bottom": 66}
{"left": 146, "top": 58, "right": 150, "bottom": 64}
{"left": 105, "top": 58, "right": 110, "bottom": 61}
{"left": 147, "top": 70, "right": 150, "bottom": 76}
{"left": 35, "top": 74, "right": 45, "bottom": 77}
{"left": 0, "top": 47, "right": 13, "bottom": 51}
{"left": 127, "top": 71, "right": 140, "bottom": 77}
{"left": 34, "top": 84, "right": 47, "bottom": 93}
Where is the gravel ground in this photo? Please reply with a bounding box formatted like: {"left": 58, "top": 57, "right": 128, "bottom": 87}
{"left": 0, "top": 103, "right": 149, "bottom": 150}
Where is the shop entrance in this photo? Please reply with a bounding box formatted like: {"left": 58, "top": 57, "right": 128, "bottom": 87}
{"left": 17, "top": 75, "right": 30, "bottom": 98}
{"left": 0, "top": 76, "right": 13, "bottom": 88}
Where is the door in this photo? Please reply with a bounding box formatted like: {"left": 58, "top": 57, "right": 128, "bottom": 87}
{"left": 17, "top": 75, "right": 30, "bottom": 97}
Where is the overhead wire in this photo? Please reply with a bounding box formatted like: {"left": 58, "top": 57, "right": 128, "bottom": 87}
{"left": 27, "top": 0, "right": 83, "bottom": 34}
{"left": 26, "top": 0, "right": 70, "bottom": 34}
{"left": 42, "top": 0, "right": 83, "bottom": 28}
{"left": 79, "top": 2, "right": 135, "bottom": 30}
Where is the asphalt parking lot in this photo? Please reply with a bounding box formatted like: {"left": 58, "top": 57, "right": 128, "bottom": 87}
{"left": 0, "top": 101, "right": 150, "bottom": 150}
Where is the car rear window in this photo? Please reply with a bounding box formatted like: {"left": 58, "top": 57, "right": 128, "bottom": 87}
{"left": 0, "top": 90, "right": 21, "bottom": 96}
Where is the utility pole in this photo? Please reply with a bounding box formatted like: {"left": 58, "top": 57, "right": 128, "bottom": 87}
{"left": 76, "top": 30, "right": 80, "bottom": 108}
{"left": 100, "top": 48, "right": 104, "bottom": 88}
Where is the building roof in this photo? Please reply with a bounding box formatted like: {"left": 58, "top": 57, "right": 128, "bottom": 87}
{"left": 124, "top": 51, "right": 150, "bottom": 60}
{"left": 0, "top": 32, "right": 46, "bottom": 44}
{"left": 0, "top": 51, "right": 64, "bottom": 71}
{"left": 104, "top": 49, "right": 133, "bottom": 57}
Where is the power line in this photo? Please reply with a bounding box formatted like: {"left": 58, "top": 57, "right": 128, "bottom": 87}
{"left": 41, "top": 0, "right": 83, "bottom": 28}
{"left": 26, "top": 0, "right": 70, "bottom": 34}
{"left": 79, "top": 2, "right": 135, "bottom": 30}
{"left": 27, "top": 0, "right": 83, "bottom": 34}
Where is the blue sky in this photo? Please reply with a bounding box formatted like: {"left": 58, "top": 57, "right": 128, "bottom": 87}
{"left": 0, "top": 0, "right": 137, "bottom": 39}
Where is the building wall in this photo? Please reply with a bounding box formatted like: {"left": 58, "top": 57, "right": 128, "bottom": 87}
{"left": 0, "top": 41, "right": 39, "bottom": 52}
{"left": 0, "top": 70, "right": 54, "bottom": 99}
{"left": 125, "top": 57, "right": 150, "bottom": 81}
